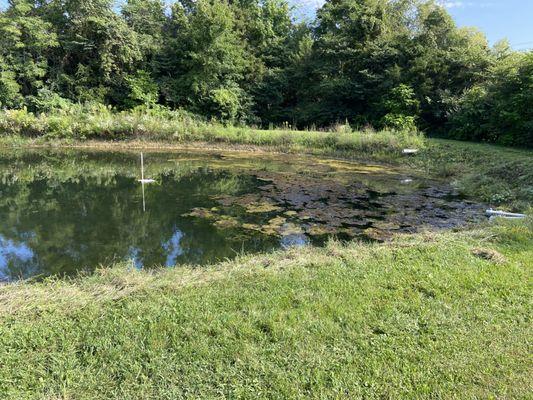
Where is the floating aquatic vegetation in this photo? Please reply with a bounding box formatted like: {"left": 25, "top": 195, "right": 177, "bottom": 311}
{"left": 213, "top": 216, "right": 241, "bottom": 229}
{"left": 182, "top": 208, "right": 218, "bottom": 219}
{"left": 178, "top": 153, "right": 485, "bottom": 244}
{"left": 305, "top": 224, "right": 338, "bottom": 237}
{"left": 244, "top": 202, "right": 282, "bottom": 213}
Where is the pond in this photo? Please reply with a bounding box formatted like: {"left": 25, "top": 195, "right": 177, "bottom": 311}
{"left": 0, "top": 148, "right": 484, "bottom": 281}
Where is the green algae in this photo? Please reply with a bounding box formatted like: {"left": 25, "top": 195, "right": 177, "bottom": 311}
{"left": 244, "top": 202, "right": 282, "bottom": 214}
{"left": 176, "top": 152, "right": 484, "bottom": 243}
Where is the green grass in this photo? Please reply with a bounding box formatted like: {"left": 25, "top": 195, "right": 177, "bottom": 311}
{"left": 408, "top": 139, "right": 533, "bottom": 211}
{"left": 0, "top": 220, "right": 531, "bottom": 399}
{"left": 0, "top": 107, "right": 426, "bottom": 157}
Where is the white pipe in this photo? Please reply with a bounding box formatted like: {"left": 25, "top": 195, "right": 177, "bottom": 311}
{"left": 141, "top": 181, "right": 146, "bottom": 212}
{"left": 486, "top": 209, "right": 526, "bottom": 219}
{"left": 138, "top": 152, "right": 155, "bottom": 184}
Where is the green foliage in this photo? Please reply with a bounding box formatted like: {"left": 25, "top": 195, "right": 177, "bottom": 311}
{"left": 380, "top": 84, "right": 420, "bottom": 131}
{"left": 39, "top": 0, "right": 142, "bottom": 104}
{"left": 124, "top": 70, "right": 159, "bottom": 108}
{"left": 0, "top": 0, "right": 58, "bottom": 106}
{"left": 0, "top": 68, "right": 22, "bottom": 108}
{"left": 448, "top": 51, "right": 533, "bottom": 147}
{"left": 26, "top": 88, "right": 74, "bottom": 113}
{"left": 406, "top": 3, "right": 492, "bottom": 129}
{"left": 0, "top": 0, "right": 530, "bottom": 145}
{"left": 0, "top": 107, "right": 425, "bottom": 154}
{"left": 156, "top": 0, "right": 251, "bottom": 121}
{"left": 122, "top": 0, "right": 166, "bottom": 56}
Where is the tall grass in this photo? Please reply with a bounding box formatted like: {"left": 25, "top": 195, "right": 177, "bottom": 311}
{"left": 0, "top": 105, "right": 425, "bottom": 155}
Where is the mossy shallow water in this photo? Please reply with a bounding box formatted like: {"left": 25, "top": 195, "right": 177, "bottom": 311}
{"left": 182, "top": 156, "right": 484, "bottom": 242}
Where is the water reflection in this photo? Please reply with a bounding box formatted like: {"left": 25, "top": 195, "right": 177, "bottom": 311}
{"left": 281, "top": 233, "right": 310, "bottom": 249}
{"left": 0, "top": 149, "right": 484, "bottom": 281}
{"left": 0, "top": 235, "right": 36, "bottom": 281}
{"left": 0, "top": 150, "right": 281, "bottom": 280}
{"left": 163, "top": 229, "right": 184, "bottom": 266}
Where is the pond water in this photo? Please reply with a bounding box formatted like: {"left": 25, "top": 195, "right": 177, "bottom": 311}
{"left": 0, "top": 148, "right": 484, "bottom": 281}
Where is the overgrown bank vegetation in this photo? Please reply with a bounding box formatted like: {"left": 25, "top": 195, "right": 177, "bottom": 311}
{"left": 1, "top": 0, "right": 531, "bottom": 147}
{"left": 0, "top": 106, "right": 425, "bottom": 154}
{"left": 1, "top": 219, "right": 531, "bottom": 398}
{"left": 409, "top": 140, "right": 533, "bottom": 212}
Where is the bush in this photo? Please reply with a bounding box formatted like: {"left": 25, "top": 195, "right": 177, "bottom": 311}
{"left": 26, "top": 89, "right": 74, "bottom": 113}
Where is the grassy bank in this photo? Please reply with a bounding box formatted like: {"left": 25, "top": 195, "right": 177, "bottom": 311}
{"left": 409, "top": 139, "right": 533, "bottom": 212}
{"left": 0, "top": 107, "right": 425, "bottom": 157}
{"left": 0, "top": 219, "right": 531, "bottom": 398}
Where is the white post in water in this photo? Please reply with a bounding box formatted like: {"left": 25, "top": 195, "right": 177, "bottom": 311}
{"left": 140, "top": 152, "right": 146, "bottom": 212}
{"left": 139, "top": 152, "right": 155, "bottom": 212}
{"left": 141, "top": 152, "right": 145, "bottom": 182}
{"left": 141, "top": 180, "right": 146, "bottom": 212}
{"left": 138, "top": 153, "right": 155, "bottom": 185}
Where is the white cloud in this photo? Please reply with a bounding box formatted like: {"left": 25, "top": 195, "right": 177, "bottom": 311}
{"left": 439, "top": 1, "right": 496, "bottom": 8}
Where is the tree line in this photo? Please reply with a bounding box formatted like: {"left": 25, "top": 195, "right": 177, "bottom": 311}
{"left": 0, "top": 0, "right": 531, "bottom": 147}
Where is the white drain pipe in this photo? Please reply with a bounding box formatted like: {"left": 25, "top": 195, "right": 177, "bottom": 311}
{"left": 486, "top": 209, "right": 527, "bottom": 219}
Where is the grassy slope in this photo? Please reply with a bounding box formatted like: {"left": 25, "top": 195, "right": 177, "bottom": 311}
{"left": 410, "top": 139, "right": 533, "bottom": 211}
{"left": 0, "top": 220, "right": 532, "bottom": 399}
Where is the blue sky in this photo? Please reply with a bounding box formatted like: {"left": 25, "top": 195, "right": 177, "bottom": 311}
{"left": 291, "top": 0, "right": 533, "bottom": 48}
{"left": 1, "top": 0, "right": 531, "bottom": 49}
{"left": 440, "top": 0, "right": 533, "bottom": 49}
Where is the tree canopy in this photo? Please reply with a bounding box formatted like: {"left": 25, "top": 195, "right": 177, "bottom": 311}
{"left": 0, "top": 0, "right": 531, "bottom": 146}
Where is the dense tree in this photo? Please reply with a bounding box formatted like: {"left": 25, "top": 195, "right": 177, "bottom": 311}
{"left": 406, "top": 1, "right": 492, "bottom": 130}
{"left": 300, "top": 0, "right": 393, "bottom": 125}
{"left": 0, "top": 0, "right": 530, "bottom": 146}
{"left": 0, "top": 0, "right": 58, "bottom": 107}
{"left": 38, "top": 0, "right": 143, "bottom": 104}
{"left": 232, "top": 0, "right": 301, "bottom": 124}
{"left": 156, "top": 0, "right": 251, "bottom": 120}
{"left": 448, "top": 50, "right": 533, "bottom": 147}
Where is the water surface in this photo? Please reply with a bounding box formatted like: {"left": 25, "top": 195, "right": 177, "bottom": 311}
{"left": 0, "top": 148, "right": 483, "bottom": 281}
